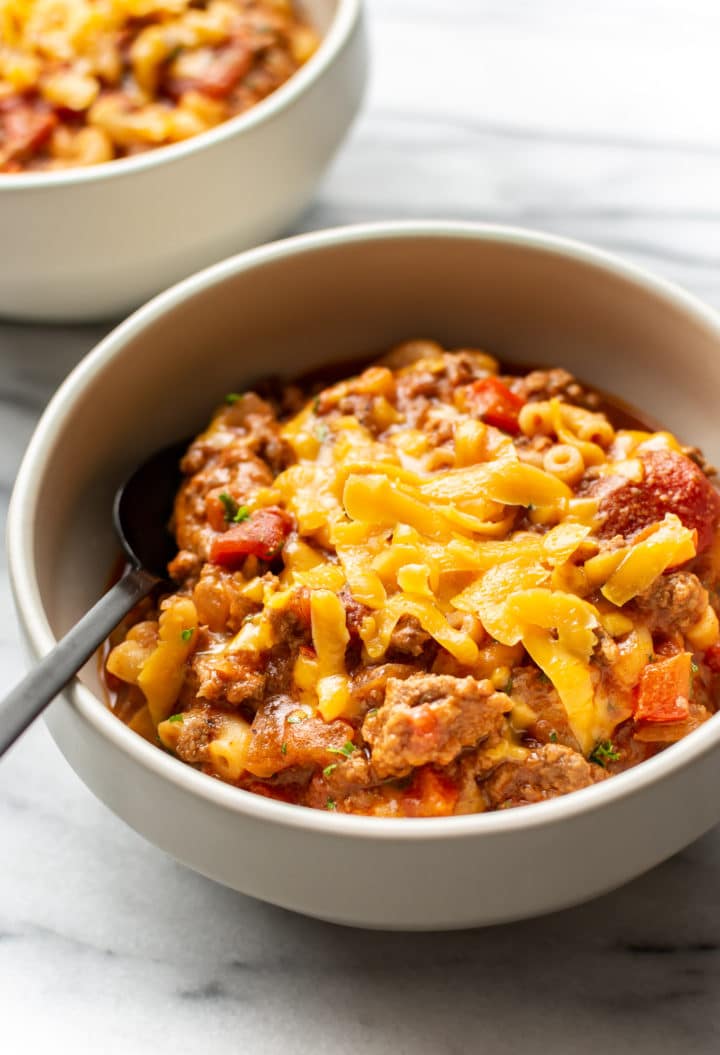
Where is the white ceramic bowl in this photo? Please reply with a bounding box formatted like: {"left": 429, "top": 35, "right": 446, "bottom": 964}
{"left": 9, "top": 223, "right": 720, "bottom": 930}
{"left": 0, "top": 0, "right": 366, "bottom": 324}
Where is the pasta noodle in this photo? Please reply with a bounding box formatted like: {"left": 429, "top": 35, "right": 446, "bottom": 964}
{"left": 542, "top": 443, "right": 585, "bottom": 485}
{"left": 103, "top": 344, "right": 720, "bottom": 816}
{"left": 0, "top": 0, "right": 318, "bottom": 171}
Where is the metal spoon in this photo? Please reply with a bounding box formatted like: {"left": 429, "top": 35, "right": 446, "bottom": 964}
{"left": 0, "top": 440, "right": 187, "bottom": 756}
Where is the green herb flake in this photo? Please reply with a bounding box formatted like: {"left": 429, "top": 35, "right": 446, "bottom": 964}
{"left": 233, "top": 504, "right": 251, "bottom": 523}
{"left": 366, "top": 707, "right": 378, "bottom": 717}
{"left": 168, "top": 713, "right": 184, "bottom": 724}
{"left": 323, "top": 763, "right": 337, "bottom": 777}
{"left": 504, "top": 676, "right": 513, "bottom": 694}
{"left": 218, "top": 492, "right": 239, "bottom": 522}
{"left": 326, "top": 798, "right": 337, "bottom": 811}
{"left": 281, "top": 742, "right": 288, "bottom": 756}
{"left": 287, "top": 712, "right": 306, "bottom": 725}
{"left": 312, "top": 395, "right": 321, "bottom": 413}
{"left": 589, "top": 740, "right": 621, "bottom": 767}
{"left": 225, "top": 392, "right": 242, "bottom": 405}
{"left": 548, "top": 729, "right": 558, "bottom": 743}
{"left": 647, "top": 653, "right": 655, "bottom": 663}
{"left": 691, "top": 661, "right": 699, "bottom": 674}
{"left": 328, "top": 740, "right": 356, "bottom": 758}
{"left": 181, "top": 627, "right": 194, "bottom": 642}
{"left": 315, "top": 424, "right": 328, "bottom": 442}
{"left": 527, "top": 503, "right": 535, "bottom": 512}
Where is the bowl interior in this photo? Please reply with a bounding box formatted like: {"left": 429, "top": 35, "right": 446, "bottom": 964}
{"left": 24, "top": 230, "right": 720, "bottom": 704}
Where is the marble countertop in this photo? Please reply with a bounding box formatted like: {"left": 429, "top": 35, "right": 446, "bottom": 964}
{"left": 3, "top": 1, "right": 720, "bottom": 1050}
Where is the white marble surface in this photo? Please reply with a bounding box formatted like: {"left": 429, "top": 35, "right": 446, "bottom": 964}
{"left": 3, "top": 1, "right": 720, "bottom": 1050}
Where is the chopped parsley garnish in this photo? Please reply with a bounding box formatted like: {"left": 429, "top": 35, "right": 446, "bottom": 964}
{"left": 647, "top": 653, "right": 655, "bottom": 663}
{"left": 312, "top": 395, "right": 321, "bottom": 413}
{"left": 225, "top": 392, "right": 242, "bottom": 405}
{"left": 219, "top": 492, "right": 239, "bottom": 521}
{"left": 691, "top": 661, "right": 699, "bottom": 674}
{"left": 537, "top": 670, "right": 550, "bottom": 684}
{"left": 323, "top": 763, "right": 337, "bottom": 777}
{"left": 366, "top": 707, "right": 378, "bottom": 717}
{"left": 168, "top": 713, "right": 184, "bottom": 723}
{"left": 326, "top": 798, "right": 337, "bottom": 811}
{"left": 287, "top": 712, "right": 306, "bottom": 725}
{"left": 589, "top": 740, "right": 621, "bottom": 767}
{"left": 181, "top": 628, "right": 194, "bottom": 642}
{"left": 504, "top": 676, "right": 513, "bottom": 694}
{"left": 328, "top": 741, "right": 356, "bottom": 758}
{"left": 281, "top": 742, "right": 288, "bottom": 756}
{"left": 233, "top": 504, "right": 250, "bottom": 523}
{"left": 315, "top": 424, "right": 328, "bottom": 442}
{"left": 548, "top": 729, "right": 558, "bottom": 743}
{"left": 527, "top": 503, "right": 535, "bottom": 512}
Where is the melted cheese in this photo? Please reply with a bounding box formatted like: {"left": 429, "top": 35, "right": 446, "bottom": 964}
{"left": 137, "top": 597, "right": 197, "bottom": 724}
{"left": 194, "top": 366, "right": 704, "bottom": 746}
{"left": 601, "top": 514, "right": 697, "bottom": 606}
{"left": 311, "top": 590, "right": 351, "bottom": 721}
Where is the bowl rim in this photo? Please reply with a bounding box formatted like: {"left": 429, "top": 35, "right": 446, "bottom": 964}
{"left": 9, "top": 219, "right": 720, "bottom": 842}
{"left": 0, "top": 0, "right": 361, "bottom": 192}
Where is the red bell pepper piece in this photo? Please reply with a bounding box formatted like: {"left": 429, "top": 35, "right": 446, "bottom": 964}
{"left": 635, "top": 652, "right": 692, "bottom": 723}
{"left": 401, "top": 766, "right": 459, "bottom": 817}
{"left": 467, "top": 377, "right": 525, "bottom": 434}
{"left": 210, "top": 508, "right": 292, "bottom": 566}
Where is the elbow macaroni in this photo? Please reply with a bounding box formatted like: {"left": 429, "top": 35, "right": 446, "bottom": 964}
{"left": 0, "top": 0, "right": 318, "bottom": 171}
{"left": 104, "top": 345, "right": 720, "bottom": 811}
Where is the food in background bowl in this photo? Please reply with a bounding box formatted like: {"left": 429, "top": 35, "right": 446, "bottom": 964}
{"left": 0, "top": 0, "right": 365, "bottom": 321}
{"left": 0, "top": 0, "right": 318, "bottom": 172}
{"left": 105, "top": 342, "right": 720, "bottom": 816}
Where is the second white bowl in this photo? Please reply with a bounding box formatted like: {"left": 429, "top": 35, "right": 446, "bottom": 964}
{"left": 0, "top": 0, "right": 366, "bottom": 323}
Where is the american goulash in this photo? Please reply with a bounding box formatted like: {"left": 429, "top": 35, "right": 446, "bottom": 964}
{"left": 104, "top": 342, "right": 720, "bottom": 815}
{"left": 0, "top": 0, "right": 317, "bottom": 172}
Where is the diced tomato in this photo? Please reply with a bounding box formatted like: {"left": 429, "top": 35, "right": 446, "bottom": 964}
{"left": 593, "top": 448, "right": 720, "bottom": 553}
{"left": 401, "top": 766, "right": 459, "bottom": 817}
{"left": 635, "top": 652, "right": 692, "bottom": 723}
{"left": 467, "top": 377, "right": 525, "bottom": 434}
{"left": 1, "top": 103, "right": 56, "bottom": 167}
{"left": 704, "top": 643, "right": 720, "bottom": 674}
{"left": 167, "top": 40, "right": 252, "bottom": 100}
{"left": 210, "top": 508, "right": 292, "bottom": 566}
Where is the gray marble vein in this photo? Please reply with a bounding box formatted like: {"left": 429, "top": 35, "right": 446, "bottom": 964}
{"left": 3, "top": 1, "right": 720, "bottom": 1051}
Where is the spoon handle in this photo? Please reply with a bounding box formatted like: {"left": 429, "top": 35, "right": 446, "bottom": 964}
{"left": 0, "top": 567, "right": 158, "bottom": 757}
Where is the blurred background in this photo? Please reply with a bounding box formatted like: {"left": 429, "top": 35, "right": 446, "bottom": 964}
{"left": 305, "top": 0, "right": 720, "bottom": 299}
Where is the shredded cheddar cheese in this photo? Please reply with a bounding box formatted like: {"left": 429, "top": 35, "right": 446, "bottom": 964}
{"left": 107, "top": 345, "right": 720, "bottom": 815}
{"left": 197, "top": 360, "right": 709, "bottom": 750}
{"left": 268, "top": 365, "right": 707, "bottom": 748}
